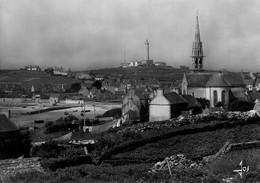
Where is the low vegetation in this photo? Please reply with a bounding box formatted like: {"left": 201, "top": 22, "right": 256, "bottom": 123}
{"left": 7, "top": 111, "right": 260, "bottom": 182}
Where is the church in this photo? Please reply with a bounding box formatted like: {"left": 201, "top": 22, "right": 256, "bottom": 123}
{"left": 181, "top": 16, "right": 246, "bottom": 108}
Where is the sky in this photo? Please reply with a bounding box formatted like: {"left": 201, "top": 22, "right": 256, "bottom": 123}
{"left": 0, "top": 0, "right": 260, "bottom": 71}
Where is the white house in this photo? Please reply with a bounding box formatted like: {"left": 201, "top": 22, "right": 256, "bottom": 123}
{"left": 149, "top": 90, "right": 188, "bottom": 122}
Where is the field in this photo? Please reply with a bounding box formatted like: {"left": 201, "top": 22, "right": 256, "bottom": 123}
{"left": 0, "top": 70, "right": 80, "bottom": 91}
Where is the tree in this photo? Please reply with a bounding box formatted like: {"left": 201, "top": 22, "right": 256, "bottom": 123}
{"left": 229, "top": 100, "right": 254, "bottom": 112}
{"left": 44, "top": 67, "right": 54, "bottom": 75}
{"left": 197, "top": 98, "right": 210, "bottom": 109}
{"left": 0, "top": 131, "right": 31, "bottom": 159}
{"left": 65, "top": 83, "right": 81, "bottom": 93}
{"left": 92, "top": 81, "right": 102, "bottom": 89}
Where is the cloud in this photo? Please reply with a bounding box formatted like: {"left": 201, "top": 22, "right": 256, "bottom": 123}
{"left": 0, "top": 0, "right": 260, "bottom": 72}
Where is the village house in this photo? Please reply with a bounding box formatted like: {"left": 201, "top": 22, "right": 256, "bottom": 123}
{"left": 114, "top": 90, "right": 126, "bottom": 100}
{"left": 78, "top": 86, "right": 91, "bottom": 98}
{"left": 53, "top": 67, "right": 69, "bottom": 76}
{"left": 181, "top": 94, "right": 202, "bottom": 115}
{"left": 149, "top": 90, "right": 188, "bottom": 122}
{"left": 170, "top": 80, "right": 182, "bottom": 94}
{"left": 154, "top": 62, "right": 166, "bottom": 67}
{"left": 24, "top": 65, "right": 41, "bottom": 71}
{"left": 49, "top": 94, "right": 61, "bottom": 105}
{"left": 135, "top": 86, "right": 153, "bottom": 121}
{"left": 75, "top": 72, "right": 93, "bottom": 80}
{"left": 255, "top": 77, "right": 260, "bottom": 92}
{"left": 94, "top": 74, "right": 105, "bottom": 81}
{"left": 242, "top": 72, "right": 256, "bottom": 92}
{"left": 122, "top": 90, "right": 141, "bottom": 122}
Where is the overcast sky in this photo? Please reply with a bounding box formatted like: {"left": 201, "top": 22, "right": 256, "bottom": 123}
{"left": 0, "top": 0, "right": 260, "bottom": 71}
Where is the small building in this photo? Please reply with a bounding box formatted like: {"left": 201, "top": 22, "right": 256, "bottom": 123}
{"left": 33, "top": 94, "right": 41, "bottom": 103}
{"left": 122, "top": 90, "right": 141, "bottom": 122}
{"left": 149, "top": 90, "right": 188, "bottom": 122}
{"left": 129, "top": 61, "right": 140, "bottom": 67}
{"left": 49, "top": 94, "right": 61, "bottom": 105}
{"left": 114, "top": 90, "right": 126, "bottom": 99}
{"left": 25, "top": 65, "right": 41, "bottom": 71}
{"left": 253, "top": 99, "right": 260, "bottom": 116}
{"left": 95, "top": 74, "right": 105, "bottom": 81}
{"left": 154, "top": 62, "right": 166, "bottom": 67}
{"left": 53, "top": 67, "right": 68, "bottom": 76}
{"left": 120, "top": 63, "right": 129, "bottom": 68}
{"left": 181, "top": 94, "right": 202, "bottom": 115}
{"left": 255, "top": 78, "right": 260, "bottom": 92}
{"left": 78, "top": 86, "right": 90, "bottom": 98}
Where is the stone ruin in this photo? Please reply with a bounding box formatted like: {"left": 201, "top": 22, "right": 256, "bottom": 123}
{"left": 149, "top": 154, "right": 200, "bottom": 173}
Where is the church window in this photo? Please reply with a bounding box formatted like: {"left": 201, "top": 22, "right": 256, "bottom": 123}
{"left": 221, "top": 90, "right": 226, "bottom": 104}
{"left": 213, "top": 91, "right": 218, "bottom": 106}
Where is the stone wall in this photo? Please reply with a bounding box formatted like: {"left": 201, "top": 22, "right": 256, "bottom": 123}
{"left": 0, "top": 157, "right": 43, "bottom": 181}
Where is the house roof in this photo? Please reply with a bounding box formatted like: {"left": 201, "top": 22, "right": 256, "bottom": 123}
{"left": 171, "top": 80, "right": 182, "bottom": 88}
{"left": 0, "top": 114, "right": 19, "bottom": 133}
{"left": 206, "top": 73, "right": 230, "bottom": 87}
{"left": 247, "top": 92, "right": 260, "bottom": 102}
{"left": 114, "top": 90, "right": 125, "bottom": 96}
{"left": 253, "top": 100, "right": 260, "bottom": 112}
{"left": 185, "top": 73, "right": 212, "bottom": 87}
{"left": 243, "top": 79, "right": 255, "bottom": 85}
{"left": 50, "top": 94, "right": 60, "bottom": 97}
{"left": 255, "top": 78, "right": 260, "bottom": 84}
{"left": 181, "top": 95, "right": 202, "bottom": 107}
{"left": 210, "top": 107, "right": 225, "bottom": 113}
{"left": 164, "top": 92, "right": 187, "bottom": 104}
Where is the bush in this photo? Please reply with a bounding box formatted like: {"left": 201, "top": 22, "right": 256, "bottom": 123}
{"left": 31, "top": 141, "right": 65, "bottom": 159}
{"left": 229, "top": 100, "right": 254, "bottom": 112}
{"left": 102, "top": 108, "right": 122, "bottom": 118}
{"left": 0, "top": 131, "right": 31, "bottom": 159}
{"left": 44, "top": 121, "right": 79, "bottom": 134}
{"left": 41, "top": 155, "right": 92, "bottom": 171}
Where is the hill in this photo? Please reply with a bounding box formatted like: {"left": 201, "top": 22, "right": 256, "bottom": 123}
{"left": 87, "top": 66, "right": 189, "bottom": 82}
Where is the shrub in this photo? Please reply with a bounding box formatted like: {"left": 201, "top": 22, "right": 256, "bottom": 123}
{"left": 229, "top": 100, "right": 254, "bottom": 112}
{"left": 102, "top": 108, "right": 122, "bottom": 118}
{"left": 0, "top": 131, "right": 31, "bottom": 159}
{"left": 41, "top": 155, "right": 92, "bottom": 171}
{"left": 31, "top": 141, "right": 65, "bottom": 159}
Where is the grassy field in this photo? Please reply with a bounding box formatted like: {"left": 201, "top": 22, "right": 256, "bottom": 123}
{"left": 0, "top": 70, "right": 81, "bottom": 91}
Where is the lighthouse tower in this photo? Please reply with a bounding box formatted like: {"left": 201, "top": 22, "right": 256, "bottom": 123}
{"left": 145, "top": 39, "right": 153, "bottom": 67}
{"left": 191, "top": 15, "right": 205, "bottom": 71}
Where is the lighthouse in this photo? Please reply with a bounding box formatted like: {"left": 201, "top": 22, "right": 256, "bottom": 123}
{"left": 145, "top": 39, "right": 153, "bottom": 67}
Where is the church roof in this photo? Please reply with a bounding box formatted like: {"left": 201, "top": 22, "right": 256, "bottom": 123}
{"left": 206, "top": 73, "right": 230, "bottom": 87}
{"left": 185, "top": 73, "right": 212, "bottom": 87}
{"left": 222, "top": 73, "right": 245, "bottom": 87}
{"left": 0, "top": 114, "right": 19, "bottom": 133}
{"left": 185, "top": 72, "right": 246, "bottom": 87}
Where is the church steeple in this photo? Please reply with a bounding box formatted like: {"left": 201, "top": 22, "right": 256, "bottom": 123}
{"left": 191, "top": 15, "right": 205, "bottom": 71}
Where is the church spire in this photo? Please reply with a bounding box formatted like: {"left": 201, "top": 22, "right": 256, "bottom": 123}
{"left": 191, "top": 15, "right": 205, "bottom": 71}
{"left": 195, "top": 16, "right": 201, "bottom": 43}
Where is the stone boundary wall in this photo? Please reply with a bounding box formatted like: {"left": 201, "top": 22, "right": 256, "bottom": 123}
{"left": 0, "top": 157, "right": 43, "bottom": 182}
{"left": 203, "top": 140, "right": 260, "bottom": 164}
